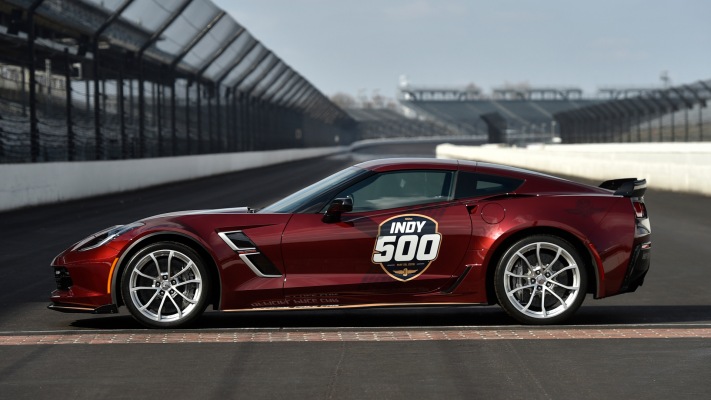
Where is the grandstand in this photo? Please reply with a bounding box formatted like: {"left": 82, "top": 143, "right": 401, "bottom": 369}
{"left": 399, "top": 86, "right": 602, "bottom": 143}
{"left": 346, "top": 107, "right": 464, "bottom": 140}
{"left": 399, "top": 81, "right": 711, "bottom": 144}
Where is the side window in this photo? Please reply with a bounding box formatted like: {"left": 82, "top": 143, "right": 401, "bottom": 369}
{"left": 455, "top": 172, "right": 523, "bottom": 199}
{"left": 334, "top": 170, "right": 454, "bottom": 212}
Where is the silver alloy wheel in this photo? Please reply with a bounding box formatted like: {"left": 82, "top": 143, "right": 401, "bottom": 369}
{"left": 128, "top": 249, "right": 203, "bottom": 323}
{"left": 502, "top": 242, "right": 582, "bottom": 319}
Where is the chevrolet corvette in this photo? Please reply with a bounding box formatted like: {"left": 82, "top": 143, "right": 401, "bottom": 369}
{"left": 49, "top": 158, "right": 651, "bottom": 328}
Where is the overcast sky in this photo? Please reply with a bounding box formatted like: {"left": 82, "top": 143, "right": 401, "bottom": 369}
{"left": 212, "top": 0, "right": 711, "bottom": 99}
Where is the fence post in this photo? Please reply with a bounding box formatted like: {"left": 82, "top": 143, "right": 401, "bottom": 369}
{"left": 170, "top": 76, "right": 177, "bottom": 156}
{"left": 27, "top": 6, "right": 40, "bottom": 162}
{"left": 155, "top": 81, "right": 162, "bottom": 156}
{"left": 215, "top": 85, "right": 222, "bottom": 152}
{"left": 138, "top": 61, "right": 145, "bottom": 158}
{"left": 63, "top": 49, "right": 74, "bottom": 161}
{"left": 185, "top": 79, "right": 191, "bottom": 155}
{"left": 92, "top": 41, "right": 102, "bottom": 159}
{"left": 128, "top": 77, "right": 134, "bottom": 127}
{"left": 196, "top": 81, "right": 202, "bottom": 154}
{"left": 118, "top": 58, "right": 126, "bottom": 159}
{"left": 207, "top": 85, "right": 213, "bottom": 152}
{"left": 238, "top": 91, "right": 245, "bottom": 151}
{"left": 231, "top": 88, "right": 238, "bottom": 152}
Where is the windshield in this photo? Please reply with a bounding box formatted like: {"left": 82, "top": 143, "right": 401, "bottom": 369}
{"left": 259, "top": 167, "right": 368, "bottom": 213}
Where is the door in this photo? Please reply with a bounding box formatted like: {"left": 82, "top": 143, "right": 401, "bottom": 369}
{"left": 281, "top": 169, "right": 472, "bottom": 302}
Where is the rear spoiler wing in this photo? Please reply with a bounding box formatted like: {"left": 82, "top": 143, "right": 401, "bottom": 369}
{"left": 599, "top": 178, "right": 647, "bottom": 197}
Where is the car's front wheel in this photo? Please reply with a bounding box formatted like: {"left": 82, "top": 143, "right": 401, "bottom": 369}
{"left": 121, "top": 242, "right": 210, "bottom": 328}
{"left": 494, "top": 235, "right": 587, "bottom": 324}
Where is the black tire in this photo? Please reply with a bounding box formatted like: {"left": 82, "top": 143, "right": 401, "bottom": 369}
{"left": 494, "top": 235, "right": 587, "bottom": 325}
{"left": 121, "top": 242, "right": 210, "bottom": 328}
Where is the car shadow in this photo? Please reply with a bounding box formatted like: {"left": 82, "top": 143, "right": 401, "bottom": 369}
{"left": 69, "top": 304, "right": 711, "bottom": 330}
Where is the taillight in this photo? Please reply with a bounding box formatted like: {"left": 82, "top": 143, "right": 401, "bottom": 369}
{"left": 632, "top": 201, "right": 647, "bottom": 218}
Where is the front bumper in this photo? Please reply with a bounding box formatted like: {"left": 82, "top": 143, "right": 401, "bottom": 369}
{"left": 49, "top": 284, "right": 116, "bottom": 312}
{"left": 49, "top": 255, "right": 118, "bottom": 312}
{"left": 47, "top": 303, "right": 119, "bottom": 314}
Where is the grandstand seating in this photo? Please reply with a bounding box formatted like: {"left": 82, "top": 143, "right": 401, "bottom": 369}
{"left": 346, "top": 108, "right": 466, "bottom": 140}
{"left": 400, "top": 99, "right": 601, "bottom": 142}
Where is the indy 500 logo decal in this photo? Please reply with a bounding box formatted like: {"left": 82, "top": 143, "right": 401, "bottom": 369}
{"left": 372, "top": 214, "right": 442, "bottom": 282}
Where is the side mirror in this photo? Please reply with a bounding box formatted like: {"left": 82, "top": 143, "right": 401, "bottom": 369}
{"left": 323, "top": 197, "right": 353, "bottom": 223}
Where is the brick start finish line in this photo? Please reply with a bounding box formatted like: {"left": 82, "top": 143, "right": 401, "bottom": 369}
{"left": 2, "top": 328, "right": 710, "bottom": 345}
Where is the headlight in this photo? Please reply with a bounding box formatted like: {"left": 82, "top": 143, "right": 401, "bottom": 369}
{"left": 75, "top": 222, "right": 144, "bottom": 252}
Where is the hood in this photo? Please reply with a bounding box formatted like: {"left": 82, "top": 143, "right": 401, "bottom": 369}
{"left": 142, "top": 207, "right": 253, "bottom": 221}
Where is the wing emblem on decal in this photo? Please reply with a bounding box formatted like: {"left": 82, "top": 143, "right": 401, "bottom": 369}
{"left": 393, "top": 268, "right": 419, "bottom": 277}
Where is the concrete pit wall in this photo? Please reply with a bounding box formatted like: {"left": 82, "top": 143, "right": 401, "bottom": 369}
{"left": 437, "top": 142, "right": 711, "bottom": 196}
{"left": 0, "top": 147, "right": 345, "bottom": 212}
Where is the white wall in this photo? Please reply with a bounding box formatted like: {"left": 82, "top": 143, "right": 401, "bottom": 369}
{"left": 0, "top": 147, "right": 345, "bottom": 212}
{"left": 4, "top": 142, "right": 707, "bottom": 212}
{"left": 437, "top": 142, "right": 711, "bottom": 196}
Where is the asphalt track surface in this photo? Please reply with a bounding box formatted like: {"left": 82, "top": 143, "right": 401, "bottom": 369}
{"left": 1, "top": 143, "right": 710, "bottom": 399}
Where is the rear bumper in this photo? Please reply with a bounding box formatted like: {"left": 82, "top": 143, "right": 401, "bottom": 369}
{"left": 619, "top": 241, "right": 651, "bottom": 293}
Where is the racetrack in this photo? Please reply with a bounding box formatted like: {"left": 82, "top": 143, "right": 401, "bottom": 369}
{"left": 1, "top": 143, "right": 710, "bottom": 399}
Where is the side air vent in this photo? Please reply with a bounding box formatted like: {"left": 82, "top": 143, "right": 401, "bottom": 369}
{"left": 241, "top": 253, "right": 283, "bottom": 278}
{"left": 218, "top": 231, "right": 282, "bottom": 278}
{"left": 219, "top": 231, "right": 256, "bottom": 251}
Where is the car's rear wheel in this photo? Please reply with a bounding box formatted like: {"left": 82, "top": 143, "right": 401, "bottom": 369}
{"left": 494, "top": 235, "right": 587, "bottom": 324}
{"left": 121, "top": 242, "right": 210, "bottom": 328}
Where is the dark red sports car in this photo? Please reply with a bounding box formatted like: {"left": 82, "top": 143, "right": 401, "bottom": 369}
{"left": 49, "top": 158, "right": 651, "bottom": 328}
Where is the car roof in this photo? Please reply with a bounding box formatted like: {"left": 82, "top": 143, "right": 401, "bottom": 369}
{"left": 353, "top": 158, "right": 609, "bottom": 195}
{"left": 354, "top": 158, "right": 473, "bottom": 172}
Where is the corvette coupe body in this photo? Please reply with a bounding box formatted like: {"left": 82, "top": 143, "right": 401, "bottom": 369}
{"left": 49, "top": 158, "right": 651, "bottom": 328}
